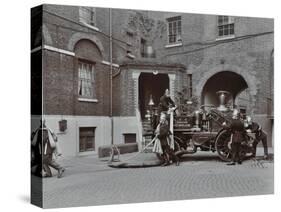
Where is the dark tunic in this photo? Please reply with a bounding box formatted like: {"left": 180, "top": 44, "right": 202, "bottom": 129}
{"left": 158, "top": 121, "right": 170, "bottom": 147}
{"left": 230, "top": 119, "right": 245, "bottom": 143}
{"left": 245, "top": 121, "right": 268, "bottom": 156}
{"left": 229, "top": 118, "right": 245, "bottom": 163}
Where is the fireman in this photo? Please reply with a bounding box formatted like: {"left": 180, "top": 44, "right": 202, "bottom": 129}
{"left": 245, "top": 116, "right": 269, "bottom": 160}
{"left": 158, "top": 89, "right": 176, "bottom": 114}
{"left": 226, "top": 109, "right": 245, "bottom": 165}
{"left": 156, "top": 113, "right": 179, "bottom": 166}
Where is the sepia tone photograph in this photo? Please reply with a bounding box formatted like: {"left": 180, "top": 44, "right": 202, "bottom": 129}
{"left": 31, "top": 3, "right": 274, "bottom": 208}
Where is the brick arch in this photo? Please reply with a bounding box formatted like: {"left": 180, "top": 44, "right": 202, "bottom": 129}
{"left": 195, "top": 64, "right": 258, "bottom": 109}
{"left": 68, "top": 32, "right": 105, "bottom": 58}
{"left": 74, "top": 39, "right": 103, "bottom": 61}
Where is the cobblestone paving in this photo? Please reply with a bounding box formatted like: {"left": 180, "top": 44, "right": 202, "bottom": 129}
{"left": 41, "top": 151, "right": 274, "bottom": 208}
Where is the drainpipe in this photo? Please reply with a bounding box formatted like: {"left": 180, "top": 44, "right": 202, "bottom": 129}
{"left": 109, "top": 8, "right": 114, "bottom": 145}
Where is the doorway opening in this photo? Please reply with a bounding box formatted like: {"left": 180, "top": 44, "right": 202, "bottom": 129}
{"left": 139, "top": 73, "right": 169, "bottom": 119}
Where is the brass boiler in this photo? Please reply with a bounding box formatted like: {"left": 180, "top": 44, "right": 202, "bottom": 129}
{"left": 193, "top": 110, "right": 202, "bottom": 129}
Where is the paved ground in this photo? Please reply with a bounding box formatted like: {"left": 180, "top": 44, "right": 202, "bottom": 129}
{"left": 37, "top": 148, "right": 274, "bottom": 208}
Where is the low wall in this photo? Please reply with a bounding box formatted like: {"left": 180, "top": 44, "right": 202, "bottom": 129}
{"left": 98, "top": 143, "right": 138, "bottom": 158}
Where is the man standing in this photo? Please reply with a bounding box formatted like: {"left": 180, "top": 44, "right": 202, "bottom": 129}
{"left": 245, "top": 116, "right": 269, "bottom": 159}
{"left": 158, "top": 89, "right": 177, "bottom": 150}
{"left": 156, "top": 113, "right": 179, "bottom": 166}
{"left": 226, "top": 109, "right": 245, "bottom": 165}
{"left": 158, "top": 89, "right": 175, "bottom": 114}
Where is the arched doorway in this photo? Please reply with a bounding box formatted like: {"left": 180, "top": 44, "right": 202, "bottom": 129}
{"left": 139, "top": 73, "right": 169, "bottom": 119}
{"left": 202, "top": 71, "right": 249, "bottom": 111}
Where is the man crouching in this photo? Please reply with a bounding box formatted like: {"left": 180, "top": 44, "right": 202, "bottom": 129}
{"left": 155, "top": 113, "right": 179, "bottom": 166}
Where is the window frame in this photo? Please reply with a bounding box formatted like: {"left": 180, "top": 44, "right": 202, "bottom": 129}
{"left": 217, "top": 16, "right": 235, "bottom": 39}
{"left": 79, "top": 7, "right": 100, "bottom": 31}
{"left": 79, "top": 127, "right": 96, "bottom": 152}
{"left": 166, "top": 16, "right": 182, "bottom": 45}
{"left": 123, "top": 133, "right": 137, "bottom": 144}
{"left": 77, "top": 59, "right": 97, "bottom": 101}
{"left": 79, "top": 7, "right": 96, "bottom": 26}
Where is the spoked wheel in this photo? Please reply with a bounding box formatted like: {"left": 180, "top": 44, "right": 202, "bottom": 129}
{"left": 215, "top": 129, "right": 232, "bottom": 162}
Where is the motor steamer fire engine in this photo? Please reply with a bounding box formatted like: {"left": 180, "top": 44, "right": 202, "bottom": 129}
{"left": 146, "top": 90, "right": 255, "bottom": 162}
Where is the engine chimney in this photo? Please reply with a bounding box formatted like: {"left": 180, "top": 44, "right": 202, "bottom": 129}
{"left": 216, "top": 90, "right": 230, "bottom": 112}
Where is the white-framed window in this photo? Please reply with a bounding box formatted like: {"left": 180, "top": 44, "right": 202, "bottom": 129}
{"left": 79, "top": 7, "right": 96, "bottom": 26}
{"left": 78, "top": 61, "right": 96, "bottom": 99}
{"left": 217, "top": 16, "right": 235, "bottom": 38}
{"left": 167, "top": 16, "right": 182, "bottom": 44}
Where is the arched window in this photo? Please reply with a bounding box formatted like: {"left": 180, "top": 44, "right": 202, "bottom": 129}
{"left": 74, "top": 39, "right": 102, "bottom": 101}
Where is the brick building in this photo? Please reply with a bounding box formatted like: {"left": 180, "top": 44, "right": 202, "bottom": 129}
{"left": 31, "top": 4, "right": 274, "bottom": 157}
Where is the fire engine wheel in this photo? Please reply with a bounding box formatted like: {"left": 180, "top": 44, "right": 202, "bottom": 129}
{"left": 215, "top": 129, "right": 232, "bottom": 162}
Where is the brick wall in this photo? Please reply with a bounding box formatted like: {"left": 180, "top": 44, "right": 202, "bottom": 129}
{"left": 39, "top": 4, "right": 274, "bottom": 119}
{"left": 42, "top": 4, "right": 112, "bottom": 116}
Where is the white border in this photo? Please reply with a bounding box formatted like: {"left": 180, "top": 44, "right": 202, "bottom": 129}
{"left": 1, "top": 1, "right": 279, "bottom": 212}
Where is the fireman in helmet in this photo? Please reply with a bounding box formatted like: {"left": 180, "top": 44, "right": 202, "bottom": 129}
{"left": 158, "top": 89, "right": 175, "bottom": 114}
{"left": 226, "top": 109, "right": 246, "bottom": 165}
{"left": 244, "top": 116, "right": 269, "bottom": 160}
{"left": 155, "top": 113, "right": 179, "bottom": 166}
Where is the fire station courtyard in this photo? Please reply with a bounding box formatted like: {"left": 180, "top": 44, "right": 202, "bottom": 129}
{"left": 40, "top": 148, "right": 274, "bottom": 208}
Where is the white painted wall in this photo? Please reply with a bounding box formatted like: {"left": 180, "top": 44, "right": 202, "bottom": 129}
{"left": 113, "top": 116, "right": 140, "bottom": 145}
{"left": 31, "top": 115, "right": 140, "bottom": 157}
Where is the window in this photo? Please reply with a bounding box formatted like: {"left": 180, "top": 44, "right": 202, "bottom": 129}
{"left": 126, "top": 31, "right": 134, "bottom": 46}
{"left": 167, "top": 16, "right": 182, "bottom": 44}
{"left": 79, "top": 7, "right": 96, "bottom": 26}
{"left": 123, "top": 133, "right": 136, "bottom": 144}
{"left": 140, "top": 38, "right": 147, "bottom": 57}
{"left": 217, "top": 16, "right": 234, "bottom": 38}
{"left": 79, "top": 127, "right": 96, "bottom": 152}
{"left": 140, "top": 38, "right": 156, "bottom": 58}
{"left": 78, "top": 61, "right": 96, "bottom": 99}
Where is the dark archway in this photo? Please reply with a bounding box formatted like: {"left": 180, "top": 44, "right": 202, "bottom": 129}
{"left": 202, "top": 71, "right": 248, "bottom": 108}
{"left": 139, "top": 73, "right": 169, "bottom": 119}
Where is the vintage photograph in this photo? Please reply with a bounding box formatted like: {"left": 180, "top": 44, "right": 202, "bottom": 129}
{"left": 31, "top": 4, "right": 274, "bottom": 208}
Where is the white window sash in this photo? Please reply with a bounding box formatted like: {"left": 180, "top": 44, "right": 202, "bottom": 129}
{"left": 167, "top": 17, "right": 182, "bottom": 44}
{"left": 78, "top": 62, "right": 95, "bottom": 98}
